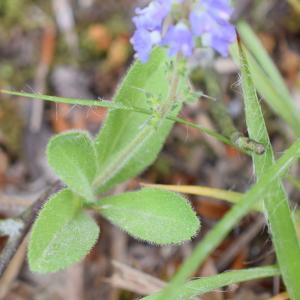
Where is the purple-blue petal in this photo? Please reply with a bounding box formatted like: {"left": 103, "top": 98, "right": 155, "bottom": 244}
{"left": 163, "top": 22, "right": 194, "bottom": 57}
{"left": 190, "top": 0, "right": 236, "bottom": 57}
{"left": 130, "top": 29, "right": 154, "bottom": 63}
{"left": 190, "top": 11, "right": 218, "bottom": 36}
{"left": 131, "top": 0, "right": 236, "bottom": 62}
{"left": 133, "top": 1, "right": 171, "bottom": 31}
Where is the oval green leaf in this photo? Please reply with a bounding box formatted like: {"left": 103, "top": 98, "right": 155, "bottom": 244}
{"left": 28, "top": 189, "right": 99, "bottom": 273}
{"left": 97, "top": 188, "right": 200, "bottom": 244}
{"left": 47, "top": 131, "right": 98, "bottom": 202}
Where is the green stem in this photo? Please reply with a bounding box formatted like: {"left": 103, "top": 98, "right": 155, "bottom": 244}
{"left": 152, "top": 138, "right": 300, "bottom": 300}
{"left": 204, "top": 69, "right": 264, "bottom": 155}
{"left": 211, "top": 100, "right": 265, "bottom": 155}
{"left": 0, "top": 89, "right": 232, "bottom": 147}
{"left": 144, "top": 265, "right": 280, "bottom": 300}
{"left": 5, "top": 89, "right": 270, "bottom": 154}
{"left": 0, "top": 89, "right": 129, "bottom": 109}
{"left": 170, "top": 115, "right": 231, "bottom": 145}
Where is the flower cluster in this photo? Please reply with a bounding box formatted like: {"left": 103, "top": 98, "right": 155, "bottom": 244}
{"left": 130, "top": 0, "right": 236, "bottom": 63}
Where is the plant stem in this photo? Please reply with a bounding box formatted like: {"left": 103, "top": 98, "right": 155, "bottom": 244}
{"left": 5, "top": 89, "right": 261, "bottom": 152}
{"left": 0, "top": 89, "right": 233, "bottom": 148}
{"left": 152, "top": 138, "right": 300, "bottom": 300}
{"left": 210, "top": 100, "right": 265, "bottom": 154}
{"left": 204, "top": 69, "right": 264, "bottom": 155}
{"left": 171, "top": 115, "right": 232, "bottom": 145}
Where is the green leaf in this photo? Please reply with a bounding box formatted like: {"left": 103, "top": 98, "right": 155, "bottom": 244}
{"left": 47, "top": 131, "right": 98, "bottom": 202}
{"left": 143, "top": 265, "right": 280, "bottom": 300}
{"left": 28, "top": 189, "right": 99, "bottom": 273}
{"left": 94, "top": 48, "right": 182, "bottom": 192}
{"left": 237, "top": 21, "right": 290, "bottom": 98}
{"left": 237, "top": 40, "right": 300, "bottom": 299}
{"left": 232, "top": 23, "right": 300, "bottom": 136}
{"left": 96, "top": 188, "right": 200, "bottom": 244}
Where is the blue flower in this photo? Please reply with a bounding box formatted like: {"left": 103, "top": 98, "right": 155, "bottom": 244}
{"left": 202, "top": 22, "right": 236, "bottom": 56}
{"left": 189, "top": 0, "right": 235, "bottom": 56}
{"left": 130, "top": 0, "right": 236, "bottom": 62}
{"left": 201, "top": 0, "right": 234, "bottom": 21}
{"left": 133, "top": 1, "right": 170, "bottom": 31}
{"left": 131, "top": 29, "right": 161, "bottom": 63}
{"left": 163, "top": 22, "right": 194, "bottom": 57}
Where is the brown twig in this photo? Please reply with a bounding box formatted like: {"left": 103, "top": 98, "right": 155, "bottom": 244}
{"left": 0, "top": 181, "right": 62, "bottom": 277}
{"left": 0, "top": 236, "right": 28, "bottom": 299}
{"left": 106, "top": 261, "right": 203, "bottom": 300}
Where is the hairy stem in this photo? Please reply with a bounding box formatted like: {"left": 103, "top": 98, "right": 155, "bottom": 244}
{"left": 204, "top": 69, "right": 264, "bottom": 155}
{"left": 5, "top": 90, "right": 262, "bottom": 152}
{"left": 1, "top": 90, "right": 233, "bottom": 148}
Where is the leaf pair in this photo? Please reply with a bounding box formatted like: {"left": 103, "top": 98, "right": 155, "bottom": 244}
{"left": 29, "top": 188, "right": 199, "bottom": 272}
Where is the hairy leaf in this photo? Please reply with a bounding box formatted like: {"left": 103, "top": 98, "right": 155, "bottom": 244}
{"left": 94, "top": 49, "right": 182, "bottom": 192}
{"left": 97, "top": 188, "right": 200, "bottom": 244}
{"left": 28, "top": 189, "right": 99, "bottom": 273}
{"left": 232, "top": 23, "right": 300, "bottom": 136}
{"left": 238, "top": 40, "right": 300, "bottom": 299}
{"left": 47, "top": 131, "right": 98, "bottom": 201}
